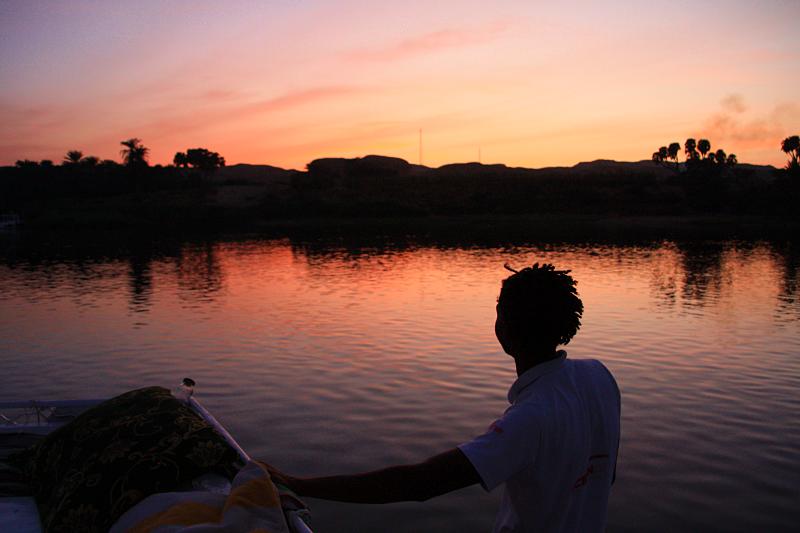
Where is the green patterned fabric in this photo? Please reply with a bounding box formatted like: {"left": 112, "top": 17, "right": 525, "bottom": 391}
{"left": 13, "top": 386, "right": 243, "bottom": 533}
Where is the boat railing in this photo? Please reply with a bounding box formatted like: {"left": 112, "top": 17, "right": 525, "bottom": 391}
{"left": 181, "top": 388, "right": 313, "bottom": 533}
{"left": 0, "top": 399, "right": 104, "bottom": 434}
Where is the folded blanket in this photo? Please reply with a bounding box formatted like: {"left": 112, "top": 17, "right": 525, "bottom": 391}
{"left": 110, "top": 460, "right": 291, "bottom": 533}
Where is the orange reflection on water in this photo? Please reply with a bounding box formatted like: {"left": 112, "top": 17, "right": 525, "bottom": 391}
{"left": 1, "top": 237, "right": 798, "bottom": 532}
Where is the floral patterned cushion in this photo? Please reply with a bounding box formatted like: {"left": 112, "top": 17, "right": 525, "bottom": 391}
{"left": 14, "top": 386, "right": 242, "bottom": 533}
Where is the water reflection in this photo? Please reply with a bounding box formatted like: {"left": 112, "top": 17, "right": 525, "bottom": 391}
{"left": 0, "top": 236, "right": 231, "bottom": 319}
{"left": 674, "top": 241, "right": 726, "bottom": 308}
{"left": 768, "top": 241, "right": 799, "bottom": 322}
{"left": 1, "top": 234, "right": 799, "bottom": 318}
{"left": 176, "top": 243, "right": 224, "bottom": 305}
{"left": 128, "top": 248, "right": 154, "bottom": 314}
{"left": 648, "top": 246, "right": 680, "bottom": 310}
{"left": 1, "top": 231, "right": 799, "bottom": 532}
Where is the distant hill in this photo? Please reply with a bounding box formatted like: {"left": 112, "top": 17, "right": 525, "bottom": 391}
{"left": 279, "top": 154, "right": 790, "bottom": 218}
{"left": 215, "top": 163, "right": 297, "bottom": 184}
{"left": 220, "top": 154, "right": 786, "bottom": 218}
{"left": 291, "top": 155, "right": 778, "bottom": 180}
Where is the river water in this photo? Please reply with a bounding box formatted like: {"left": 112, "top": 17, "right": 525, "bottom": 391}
{"left": 1, "top": 230, "right": 798, "bottom": 532}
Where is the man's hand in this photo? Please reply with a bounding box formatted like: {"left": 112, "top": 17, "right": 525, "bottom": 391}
{"left": 258, "top": 461, "right": 298, "bottom": 491}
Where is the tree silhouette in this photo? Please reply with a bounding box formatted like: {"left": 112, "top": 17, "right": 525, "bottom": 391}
{"left": 173, "top": 151, "right": 189, "bottom": 168}
{"left": 654, "top": 138, "right": 736, "bottom": 172}
{"left": 120, "top": 138, "right": 149, "bottom": 168}
{"left": 81, "top": 156, "right": 100, "bottom": 167}
{"left": 697, "top": 139, "right": 711, "bottom": 159}
{"left": 64, "top": 150, "right": 84, "bottom": 165}
{"left": 668, "top": 142, "right": 681, "bottom": 170}
{"left": 176, "top": 148, "right": 226, "bottom": 171}
{"left": 652, "top": 146, "right": 668, "bottom": 164}
{"left": 685, "top": 138, "right": 698, "bottom": 161}
{"left": 781, "top": 135, "right": 800, "bottom": 170}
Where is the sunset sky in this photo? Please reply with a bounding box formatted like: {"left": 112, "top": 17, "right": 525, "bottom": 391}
{"left": 1, "top": 0, "right": 797, "bottom": 169}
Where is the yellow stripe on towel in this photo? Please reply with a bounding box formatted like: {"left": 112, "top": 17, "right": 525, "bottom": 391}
{"left": 128, "top": 502, "right": 221, "bottom": 533}
{"left": 224, "top": 475, "right": 281, "bottom": 512}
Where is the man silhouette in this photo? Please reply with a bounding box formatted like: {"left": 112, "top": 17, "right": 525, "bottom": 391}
{"left": 265, "top": 263, "right": 620, "bottom": 533}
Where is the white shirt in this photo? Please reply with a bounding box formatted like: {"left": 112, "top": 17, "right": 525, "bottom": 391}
{"left": 458, "top": 351, "right": 620, "bottom": 533}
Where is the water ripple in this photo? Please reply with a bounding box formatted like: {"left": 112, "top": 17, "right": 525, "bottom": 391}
{"left": 1, "top": 237, "right": 798, "bottom": 532}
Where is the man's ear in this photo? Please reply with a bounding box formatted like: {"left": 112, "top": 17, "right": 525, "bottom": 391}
{"left": 496, "top": 319, "right": 517, "bottom": 356}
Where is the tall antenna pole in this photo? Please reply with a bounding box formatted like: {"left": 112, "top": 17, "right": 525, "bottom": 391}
{"left": 419, "top": 129, "right": 423, "bottom": 166}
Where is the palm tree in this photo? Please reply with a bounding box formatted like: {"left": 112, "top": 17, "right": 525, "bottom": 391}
{"left": 667, "top": 142, "right": 681, "bottom": 170}
{"left": 697, "top": 139, "right": 711, "bottom": 159}
{"left": 685, "top": 138, "right": 698, "bottom": 161}
{"left": 714, "top": 149, "right": 726, "bottom": 165}
{"left": 781, "top": 135, "right": 800, "bottom": 169}
{"left": 120, "top": 138, "right": 149, "bottom": 168}
{"left": 63, "top": 150, "right": 83, "bottom": 165}
{"left": 653, "top": 146, "right": 668, "bottom": 164}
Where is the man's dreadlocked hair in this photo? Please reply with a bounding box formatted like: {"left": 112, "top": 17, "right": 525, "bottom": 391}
{"left": 498, "top": 263, "right": 583, "bottom": 350}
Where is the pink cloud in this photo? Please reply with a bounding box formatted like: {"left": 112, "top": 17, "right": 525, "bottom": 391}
{"left": 720, "top": 94, "right": 747, "bottom": 114}
{"left": 0, "top": 142, "right": 62, "bottom": 163}
{"left": 0, "top": 84, "right": 364, "bottom": 165}
{"left": 240, "top": 86, "right": 360, "bottom": 114}
{"left": 701, "top": 97, "right": 799, "bottom": 150}
{"left": 200, "top": 89, "right": 240, "bottom": 102}
{"left": 0, "top": 104, "right": 77, "bottom": 131}
{"left": 346, "top": 22, "right": 509, "bottom": 62}
{"left": 137, "top": 85, "right": 363, "bottom": 141}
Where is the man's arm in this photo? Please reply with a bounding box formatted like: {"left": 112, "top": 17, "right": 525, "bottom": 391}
{"left": 263, "top": 448, "right": 481, "bottom": 504}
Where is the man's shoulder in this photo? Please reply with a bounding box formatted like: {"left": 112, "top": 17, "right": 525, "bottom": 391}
{"left": 566, "top": 358, "right": 621, "bottom": 406}
{"left": 564, "top": 358, "right": 619, "bottom": 393}
{"left": 567, "top": 357, "right": 615, "bottom": 378}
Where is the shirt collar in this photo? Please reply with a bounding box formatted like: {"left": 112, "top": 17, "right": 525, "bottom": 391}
{"left": 507, "top": 350, "right": 567, "bottom": 403}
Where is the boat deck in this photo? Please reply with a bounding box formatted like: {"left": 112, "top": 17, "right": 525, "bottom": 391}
{"left": 0, "top": 433, "right": 45, "bottom": 532}
{"left": 0, "top": 433, "right": 43, "bottom": 497}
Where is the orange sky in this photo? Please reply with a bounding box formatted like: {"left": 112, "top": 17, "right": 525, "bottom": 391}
{"left": 1, "top": 1, "right": 797, "bottom": 169}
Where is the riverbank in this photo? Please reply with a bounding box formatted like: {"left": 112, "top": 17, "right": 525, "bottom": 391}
{"left": 3, "top": 156, "right": 798, "bottom": 236}
{"left": 3, "top": 214, "right": 798, "bottom": 254}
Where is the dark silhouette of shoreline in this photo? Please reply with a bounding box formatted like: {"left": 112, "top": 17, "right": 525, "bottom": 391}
{"left": 1, "top": 153, "right": 798, "bottom": 233}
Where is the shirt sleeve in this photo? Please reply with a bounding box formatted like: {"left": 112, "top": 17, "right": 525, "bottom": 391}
{"left": 457, "top": 404, "right": 540, "bottom": 491}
